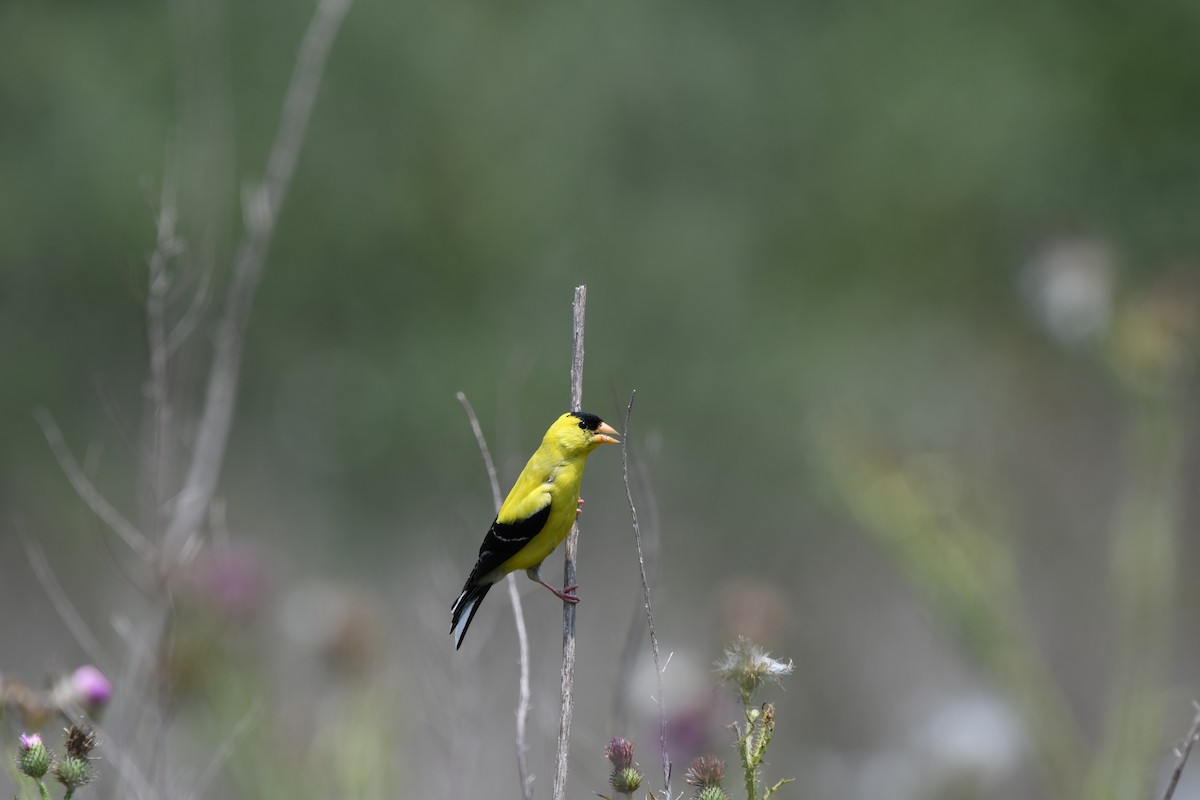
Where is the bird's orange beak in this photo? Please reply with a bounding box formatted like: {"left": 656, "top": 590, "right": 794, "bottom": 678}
{"left": 592, "top": 422, "right": 620, "bottom": 445}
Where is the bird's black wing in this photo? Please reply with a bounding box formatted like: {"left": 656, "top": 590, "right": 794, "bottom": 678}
{"left": 451, "top": 500, "right": 553, "bottom": 649}
{"left": 464, "top": 500, "right": 552, "bottom": 586}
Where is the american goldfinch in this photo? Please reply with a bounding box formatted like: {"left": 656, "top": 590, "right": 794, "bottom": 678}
{"left": 451, "top": 411, "right": 620, "bottom": 649}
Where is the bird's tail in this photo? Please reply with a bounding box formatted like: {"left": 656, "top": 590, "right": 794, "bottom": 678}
{"left": 451, "top": 580, "right": 492, "bottom": 650}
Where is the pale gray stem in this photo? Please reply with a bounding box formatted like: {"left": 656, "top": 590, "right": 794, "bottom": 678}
{"left": 146, "top": 173, "right": 178, "bottom": 538}
{"left": 35, "top": 409, "right": 156, "bottom": 562}
{"left": 87, "top": 718, "right": 154, "bottom": 800}
{"left": 110, "top": 1, "right": 354, "bottom": 793}
{"left": 553, "top": 285, "right": 587, "bottom": 800}
{"left": 621, "top": 391, "right": 671, "bottom": 798}
{"left": 19, "top": 523, "right": 113, "bottom": 671}
{"left": 456, "top": 391, "right": 534, "bottom": 800}
{"left": 1162, "top": 701, "right": 1200, "bottom": 800}
{"left": 165, "top": 249, "right": 214, "bottom": 355}
{"left": 611, "top": 412, "right": 662, "bottom": 735}
{"left": 162, "top": 0, "right": 355, "bottom": 564}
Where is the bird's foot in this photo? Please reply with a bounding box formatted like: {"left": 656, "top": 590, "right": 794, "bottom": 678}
{"left": 576, "top": 497, "right": 585, "bottom": 517}
{"left": 538, "top": 579, "right": 580, "bottom": 604}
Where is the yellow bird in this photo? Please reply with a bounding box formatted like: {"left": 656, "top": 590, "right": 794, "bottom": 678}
{"left": 451, "top": 411, "right": 620, "bottom": 649}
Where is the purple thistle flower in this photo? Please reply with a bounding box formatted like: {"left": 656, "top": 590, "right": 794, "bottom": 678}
{"left": 604, "top": 737, "right": 636, "bottom": 769}
{"left": 71, "top": 665, "right": 112, "bottom": 706}
{"left": 16, "top": 732, "right": 51, "bottom": 779}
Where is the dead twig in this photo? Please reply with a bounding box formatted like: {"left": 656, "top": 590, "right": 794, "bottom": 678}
{"left": 108, "top": 0, "right": 355, "bottom": 793}
{"left": 456, "top": 391, "right": 534, "bottom": 800}
{"left": 621, "top": 391, "right": 671, "bottom": 798}
{"left": 145, "top": 168, "right": 180, "bottom": 538}
{"left": 1161, "top": 701, "right": 1200, "bottom": 800}
{"left": 34, "top": 409, "right": 156, "bottom": 562}
{"left": 162, "top": 0, "right": 355, "bottom": 564}
{"left": 553, "top": 284, "right": 587, "bottom": 800}
{"left": 18, "top": 522, "right": 114, "bottom": 672}
{"left": 610, "top": 398, "right": 662, "bottom": 735}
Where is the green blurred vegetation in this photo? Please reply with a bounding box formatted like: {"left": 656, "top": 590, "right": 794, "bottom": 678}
{"left": 2, "top": 0, "right": 1198, "bottom": 797}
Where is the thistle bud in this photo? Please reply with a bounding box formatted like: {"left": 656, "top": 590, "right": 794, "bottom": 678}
{"left": 603, "top": 737, "right": 643, "bottom": 797}
{"left": 610, "top": 766, "right": 643, "bottom": 795}
{"left": 16, "top": 732, "right": 51, "bottom": 779}
{"left": 54, "top": 755, "right": 95, "bottom": 790}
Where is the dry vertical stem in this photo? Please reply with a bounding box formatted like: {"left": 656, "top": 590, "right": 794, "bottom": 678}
{"left": 456, "top": 391, "right": 534, "bottom": 800}
{"left": 1161, "top": 702, "right": 1200, "bottom": 800}
{"left": 105, "top": 0, "right": 356, "bottom": 794}
{"left": 162, "top": 0, "right": 355, "bottom": 564}
{"left": 611, "top": 413, "right": 663, "bottom": 735}
{"left": 621, "top": 390, "right": 672, "bottom": 797}
{"left": 553, "top": 284, "right": 587, "bottom": 800}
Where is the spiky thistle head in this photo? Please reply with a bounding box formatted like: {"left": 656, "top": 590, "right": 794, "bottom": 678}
{"left": 610, "top": 767, "right": 643, "bottom": 796}
{"left": 64, "top": 725, "right": 97, "bottom": 760}
{"left": 53, "top": 754, "right": 95, "bottom": 791}
{"left": 603, "top": 737, "right": 643, "bottom": 796}
{"left": 605, "top": 737, "right": 636, "bottom": 769}
{"left": 16, "top": 732, "right": 51, "bottom": 779}
{"left": 686, "top": 755, "right": 728, "bottom": 800}
{"left": 53, "top": 725, "right": 98, "bottom": 791}
{"left": 685, "top": 755, "right": 726, "bottom": 788}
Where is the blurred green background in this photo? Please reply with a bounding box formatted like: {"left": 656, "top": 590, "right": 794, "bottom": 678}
{"left": 2, "top": 0, "right": 1198, "bottom": 797}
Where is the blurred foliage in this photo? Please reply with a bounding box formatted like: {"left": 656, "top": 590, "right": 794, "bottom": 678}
{"left": 817, "top": 429, "right": 1086, "bottom": 795}
{"left": 1, "top": 0, "right": 1199, "bottom": 797}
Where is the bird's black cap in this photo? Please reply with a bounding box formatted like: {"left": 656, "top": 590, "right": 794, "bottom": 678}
{"left": 569, "top": 411, "right": 604, "bottom": 431}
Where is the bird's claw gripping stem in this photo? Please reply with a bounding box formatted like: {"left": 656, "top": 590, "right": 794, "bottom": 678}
{"left": 538, "top": 579, "right": 580, "bottom": 604}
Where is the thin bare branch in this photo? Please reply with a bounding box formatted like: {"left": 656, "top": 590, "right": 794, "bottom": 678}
{"left": 89, "top": 718, "right": 154, "bottom": 800}
{"left": 506, "top": 574, "right": 534, "bottom": 800}
{"left": 165, "top": 246, "right": 214, "bottom": 354}
{"left": 1162, "top": 701, "right": 1200, "bottom": 800}
{"left": 568, "top": 286, "right": 586, "bottom": 414}
{"left": 456, "top": 392, "right": 503, "bottom": 510}
{"left": 457, "top": 391, "right": 534, "bottom": 800}
{"left": 611, "top": 410, "right": 662, "bottom": 735}
{"left": 146, "top": 169, "right": 179, "bottom": 537}
{"left": 162, "top": 0, "right": 355, "bottom": 563}
{"left": 18, "top": 522, "right": 114, "bottom": 671}
{"left": 35, "top": 409, "right": 156, "bottom": 562}
{"left": 553, "top": 284, "right": 587, "bottom": 800}
{"left": 92, "top": 373, "right": 142, "bottom": 460}
{"left": 111, "top": 614, "right": 153, "bottom": 667}
{"left": 621, "top": 391, "right": 671, "bottom": 798}
{"left": 108, "top": 3, "right": 354, "bottom": 794}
